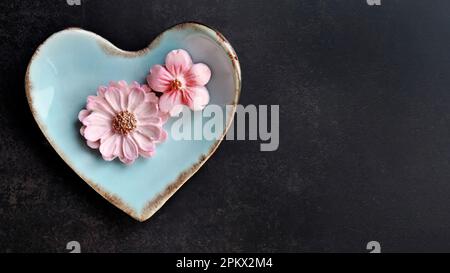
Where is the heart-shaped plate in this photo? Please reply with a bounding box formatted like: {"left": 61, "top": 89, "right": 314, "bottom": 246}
{"left": 25, "top": 22, "right": 241, "bottom": 221}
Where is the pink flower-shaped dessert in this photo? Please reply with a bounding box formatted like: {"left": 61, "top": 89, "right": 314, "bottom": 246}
{"left": 147, "top": 49, "right": 212, "bottom": 116}
{"left": 79, "top": 81, "right": 168, "bottom": 165}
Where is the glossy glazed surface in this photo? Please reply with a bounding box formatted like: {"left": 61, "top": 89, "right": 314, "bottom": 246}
{"left": 26, "top": 23, "right": 241, "bottom": 221}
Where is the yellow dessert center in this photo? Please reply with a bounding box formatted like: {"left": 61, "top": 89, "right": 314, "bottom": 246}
{"left": 112, "top": 111, "right": 137, "bottom": 135}
{"left": 170, "top": 79, "right": 183, "bottom": 90}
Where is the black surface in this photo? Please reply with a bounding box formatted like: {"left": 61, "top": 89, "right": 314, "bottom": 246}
{"left": 1, "top": 0, "right": 450, "bottom": 253}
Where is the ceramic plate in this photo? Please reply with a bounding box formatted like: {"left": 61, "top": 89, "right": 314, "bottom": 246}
{"left": 25, "top": 22, "right": 241, "bottom": 221}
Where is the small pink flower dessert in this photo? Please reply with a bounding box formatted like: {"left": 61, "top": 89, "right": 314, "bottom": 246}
{"left": 147, "top": 49, "right": 212, "bottom": 116}
{"left": 79, "top": 81, "right": 168, "bottom": 165}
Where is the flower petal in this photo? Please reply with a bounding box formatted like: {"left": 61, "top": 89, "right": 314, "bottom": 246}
{"left": 103, "top": 155, "right": 116, "bottom": 161}
{"left": 171, "top": 105, "right": 184, "bottom": 117}
{"left": 159, "top": 112, "right": 170, "bottom": 124}
{"left": 109, "top": 81, "right": 130, "bottom": 108}
{"left": 141, "top": 84, "right": 152, "bottom": 93}
{"left": 127, "top": 86, "right": 145, "bottom": 112}
{"left": 139, "top": 150, "right": 155, "bottom": 158}
{"left": 122, "top": 136, "right": 138, "bottom": 162}
{"left": 97, "top": 86, "right": 108, "bottom": 97}
{"left": 78, "top": 109, "right": 90, "bottom": 122}
{"left": 138, "top": 116, "right": 161, "bottom": 126}
{"left": 87, "top": 140, "right": 100, "bottom": 149}
{"left": 110, "top": 80, "right": 130, "bottom": 93}
{"left": 145, "top": 92, "right": 159, "bottom": 103}
{"left": 113, "top": 136, "right": 124, "bottom": 159}
{"left": 99, "top": 134, "right": 120, "bottom": 159}
{"left": 186, "top": 63, "right": 211, "bottom": 87}
{"left": 137, "top": 124, "right": 162, "bottom": 140}
{"left": 135, "top": 101, "right": 158, "bottom": 118}
{"left": 82, "top": 112, "right": 111, "bottom": 127}
{"left": 159, "top": 90, "right": 183, "bottom": 114}
{"left": 165, "top": 49, "right": 193, "bottom": 76}
{"left": 130, "top": 81, "right": 140, "bottom": 89}
{"left": 157, "top": 129, "right": 168, "bottom": 143}
{"left": 104, "top": 87, "right": 122, "bottom": 112}
{"left": 86, "top": 96, "right": 115, "bottom": 117}
{"left": 184, "top": 86, "right": 210, "bottom": 111}
{"left": 84, "top": 125, "right": 110, "bottom": 142}
{"left": 132, "top": 132, "right": 155, "bottom": 153}
{"left": 147, "top": 65, "right": 173, "bottom": 92}
{"left": 119, "top": 156, "right": 134, "bottom": 165}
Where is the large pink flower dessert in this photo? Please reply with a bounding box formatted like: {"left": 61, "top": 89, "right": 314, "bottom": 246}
{"left": 79, "top": 81, "right": 168, "bottom": 165}
{"left": 147, "top": 49, "right": 212, "bottom": 116}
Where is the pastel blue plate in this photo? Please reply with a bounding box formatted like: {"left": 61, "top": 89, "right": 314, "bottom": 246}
{"left": 25, "top": 23, "right": 241, "bottom": 221}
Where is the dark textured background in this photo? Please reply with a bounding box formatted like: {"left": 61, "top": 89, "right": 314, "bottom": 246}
{"left": 1, "top": 0, "right": 450, "bottom": 253}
